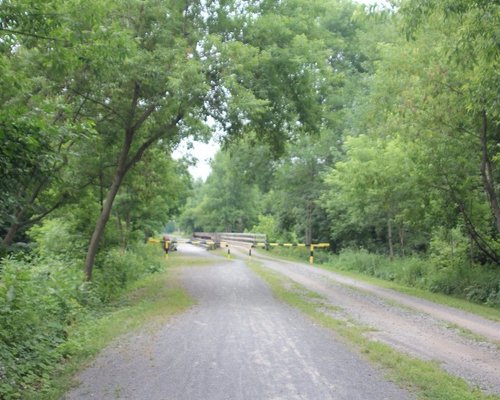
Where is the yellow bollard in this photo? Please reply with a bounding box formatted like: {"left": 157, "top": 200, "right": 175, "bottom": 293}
{"left": 164, "top": 240, "right": 170, "bottom": 260}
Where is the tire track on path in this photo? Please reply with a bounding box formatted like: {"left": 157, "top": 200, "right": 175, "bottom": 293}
{"left": 63, "top": 244, "right": 413, "bottom": 400}
{"left": 244, "top": 248, "right": 500, "bottom": 394}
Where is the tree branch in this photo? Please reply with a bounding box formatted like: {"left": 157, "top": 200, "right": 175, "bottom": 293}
{"left": 125, "top": 112, "right": 183, "bottom": 173}
{"left": 131, "top": 103, "right": 157, "bottom": 132}
{"left": 68, "top": 88, "right": 125, "bottom": 122}
{"left": 127, "top": 81, "right": 141, "bottom": 129}
{"left": 0, "top": 27, "right": 62, "bottom": 42}
{"left": 20, "top": 197, "right": 67, "bottom": 228}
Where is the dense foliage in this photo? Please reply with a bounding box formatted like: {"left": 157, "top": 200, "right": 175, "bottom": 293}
{"left": 1, "top": 0, "right": 499, "bottom": 397}
{"left": 179, "top": 0, "right": 499, "bottom": 300}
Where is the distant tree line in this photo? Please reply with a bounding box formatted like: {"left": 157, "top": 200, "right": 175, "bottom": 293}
{"left": 180, "top": 0, "right": 500, "bottom": 268}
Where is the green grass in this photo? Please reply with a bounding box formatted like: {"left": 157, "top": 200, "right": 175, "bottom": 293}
{"left": 170, "top": 254, "right": 223, "bottom": 267}
{"left": 248, "top": 261, "right": 500, "bottom": 400}
{"left": 29, "top": 253, "right": 200, "bottom": 400}
{"left": 315, "top": 265, "right": 500, "bottom": 323}
{"left": 212, "top": 248, "right": 236, "bottom": 260}
{"left": 261, "top": 248, "right": 500, "bottom": 322}
{"left": 331, "top": 268, "right": 499, "bottom": 322}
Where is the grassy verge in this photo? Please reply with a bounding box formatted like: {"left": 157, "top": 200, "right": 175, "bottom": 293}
{"left": 261, "top": 248, "right": 500, "bottom": 322}
{"left": 248, "top": 261, "right": 500, "bottom": 400}
{"left": 321, "top": 267, "right": 500, "bottom": 323}
{"left": 30, "top": 253, "right": 199, "bottom": 400}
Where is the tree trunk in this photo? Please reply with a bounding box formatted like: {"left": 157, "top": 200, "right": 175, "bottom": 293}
{"left": 399, "top": 224, "right": 405, "bottom": 257}
{"left": 82, "top": 111, "right": 182, "bottom": 280}
{"left": 99, "top": 168, "right": 105, "bottom": 212}
{"left": 1, "top": 208, "right": 24, "bottom": 247}
{"left": 305, "top": 201, "right": 313, "bottom": 245}
{"left": 84, "top": 169, "right": 126, "bottom": 280}
{"left": 2, "top": 222, "right": 21, "bottom": 248}
{"left": 84, "top": 128, "right": 134, "bottom": 280}
{"left": 305, "top": 227, "right": 312, "bottom": 246}
{"left": 387, "top": 218, "right": 394, "bottom": 261}
{"left": 479, "top": 111, "right": 500, "bottom": 234}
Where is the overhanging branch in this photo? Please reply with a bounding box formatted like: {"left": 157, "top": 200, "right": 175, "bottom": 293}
{"left": 0, "top": 27, "right": 62, "bottom": 42}
{"left": 125, "top": 113, "right": 183, "bottom": 173}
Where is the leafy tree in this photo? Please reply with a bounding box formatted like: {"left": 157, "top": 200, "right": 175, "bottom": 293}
{"left": 399, "top": 0, "right": 500, "bottom": 262}
{"left": 0, "top": 118, "right": 78, "bottom": 248}
{"left": 271, "top": 134, "right": 335, "bottom": 244}
{"left": 184, "top": 151, "right": 261, "bottom": 232}
{"left": 323, "top": 135, "right": 421, "bottom": 257}
{"left": 0, "top": 2, "right": 90, "bottom": 250}
{"left": 37, "top": 0, "right": 337, "bottom": 279}
{"left": 324, "top": 0, "right": 499, "bottom": 264}
{"left": 113, "top": 149, "right": 191, "bottom": 246}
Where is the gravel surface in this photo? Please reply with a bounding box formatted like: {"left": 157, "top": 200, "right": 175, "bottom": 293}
{"left": 243, "top": 248, "right": 500, "bottom": 395}
{"left": 63, "top": 244, "right": 414, "bottom": 400}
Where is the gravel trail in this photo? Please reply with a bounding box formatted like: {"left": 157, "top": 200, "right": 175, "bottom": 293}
{"left": 63, "top": 244, "right": 414, "bottom": 400}
{"left": 243, "top": 248, "right": 500, "bottom": 395}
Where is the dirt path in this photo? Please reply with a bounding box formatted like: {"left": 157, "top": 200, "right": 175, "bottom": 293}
{"left": 243, "top": 248, "right": 500, "bottom": 394}
{"left": 63, "top": 244, "right": 413, "bottom": 400}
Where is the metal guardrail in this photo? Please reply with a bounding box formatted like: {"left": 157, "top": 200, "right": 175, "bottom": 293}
{"left": 190, "top": 232, "right": 330, "bottom": 264}
{"left": 219, "top": 232, "right": 266, "bottom": 246}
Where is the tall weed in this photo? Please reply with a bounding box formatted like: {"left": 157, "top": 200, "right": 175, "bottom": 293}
{"left": 93, "top": 243, "right": 166, "bottom": 302}
{"left": 321, "top": 249, "right": 500, "bottom": 308}
{"left": 0, "top": 238, "right": 166, "bottom": 398}
{"left": 0, "top": 257, "right": 87, "bottom": 398}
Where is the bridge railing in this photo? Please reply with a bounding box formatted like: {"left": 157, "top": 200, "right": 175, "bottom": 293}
{"left": 190, "top": 232, "right": 267, "bottom": 250}
{"left": 190, "top": 232, "right": 218, "bottom": 250}
{"left": 189, "top": 231, "right": 329, "bottom": 264}
{"left": 218, "top": 232, "right": 267, "bottom": 246}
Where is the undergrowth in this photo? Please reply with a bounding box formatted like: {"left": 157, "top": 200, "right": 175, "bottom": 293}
{"left": 268, "top": 247, "right": 500, "bottom": 309}
{"left": 0, "top": 243, "right": 187, "bottom": 399}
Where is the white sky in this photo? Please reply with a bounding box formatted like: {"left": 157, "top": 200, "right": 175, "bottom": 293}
{"left": 173, "top": 138, "right": 220, "bottom": 181}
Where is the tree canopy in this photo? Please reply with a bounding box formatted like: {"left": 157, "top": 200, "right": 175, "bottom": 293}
{"left": 2, "top": 0, "right": 499, "bottom": 397}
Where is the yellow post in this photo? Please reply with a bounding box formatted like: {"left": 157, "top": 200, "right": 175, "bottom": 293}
{"left": 309, "top": 243, "right": 329, "bottom": 264}
{"left": 165, "top": 241, "right": 170, "bottom": 259}
{"left": 223, "top": 242, "right": 230, "bottom": 259}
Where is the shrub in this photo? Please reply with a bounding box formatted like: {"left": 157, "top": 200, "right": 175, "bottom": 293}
{"left": 0, "top": 240, "right": 165, "bottom": 398}
{"left": 93, "top": 243, "right": 165, "bottom": 302}
{"left": 429, "top": 227, "right": 469, "bottom": 270}
{"left": 0, "top": 257, "right": 87, "bottom": 398}
{"left": 250, "top": 215, "right": 280, "bottom": 242}
{"left": 313, "top": 247, "right": 500, "bottom": 308}
{"left": 334, "top": 248, "right": 384, "bottom": 276}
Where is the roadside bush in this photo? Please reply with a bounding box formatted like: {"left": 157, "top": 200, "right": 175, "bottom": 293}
{"left": 0, "top": 257, "right": 87, "bottom": 398}
{"left": 0, "top": 235, "right": 166, "bottom": 398}
{"left": 429, "top": 227, "right": 469, "bottom": 270}
{"left": 269, "top": 246, "right": 309, "bottom": 261}
{"left": 28, "top": 217, "right": 88, "bottom": 261}
{"left": 273, "top": 246, "right": 500, "bottom": 308}
{"left": 250, "top": 215, "right": 280, "bottom": 242}
{"left": 333, "top": 249, "right": 384, "bottom": 276}
{"left": 395, "top": 257, "right": 429, "bottom": 287}
{"left": 93, "top": 243, "right": 166, "bottom": 302}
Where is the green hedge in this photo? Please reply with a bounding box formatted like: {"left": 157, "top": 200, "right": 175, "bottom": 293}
{"left": 0, "top": 243, "right": 166, "bottom": 399}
